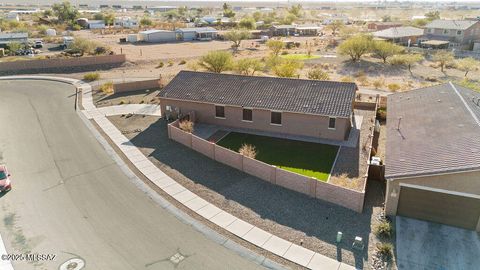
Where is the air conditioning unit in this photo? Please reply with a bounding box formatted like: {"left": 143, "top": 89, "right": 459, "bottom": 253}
{"left": 371, "top": 156, "right": 381, "bottom": 166}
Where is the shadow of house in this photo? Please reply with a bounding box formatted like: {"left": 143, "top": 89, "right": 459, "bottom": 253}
{"left": 127, "top": 118, "right": 384, "bottom": 268}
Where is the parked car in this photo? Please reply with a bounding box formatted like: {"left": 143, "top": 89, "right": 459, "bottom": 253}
{"left": 0, "top": 165, "right": 12, "bottom": 192}
{"left": 34, "top": 40, "right": 43, "bottom": 48}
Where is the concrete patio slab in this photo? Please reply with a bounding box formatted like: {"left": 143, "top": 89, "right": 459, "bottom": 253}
{"left": 283, "top": 244, "right": 315, "bottom": 267}
{"left": 226, "top": 219, "right": 254, "bottom": 238}
{"left": 243, "top": 227, "right": 273, "bottom": 247}
{"left": 262, "top": 235, "right": 292, "bottom": 257}
{"left": 209, "top": 211, "right": 237, "bottom": 228}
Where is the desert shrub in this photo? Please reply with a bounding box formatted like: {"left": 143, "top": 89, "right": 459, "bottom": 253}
{"left": 307, "top": 68, "right": 330, "bottom": 80}
{"left": 373, "top": 78, "right": 384, "bottom": 89}
{"left": 281, "top": 51, "right": 289, "bottom": 55}
{"left": 387, "top": 83, "right": 401, "bottom": 91}
{"left": 83, "top": 72, "right": 100, "bottom": 81}
{"left": 168, "top": 60, "right": 174, "bottom": 66}
{"left": 376, "top": 107, "right": 387, "bottom": 121}
{"left": 376, "top": 243, "right": 393, "bottom": 260}
{"left": 239, "top": 144, "right": 257, "bottom": 159}
{"left": 179, "top": 120, "right": 194, "bottom": 133}
{"left": 187, "top": 61, "right": 200, "bottom": 71}
{"left": 356, "top": 75, "right": 369, "bottom": 86}
{"left": 100, "top": 82, "right": 114, "bottom": 94}
{"left": 119, "top": 100, "right": 126, "bottom": 105}
{"left": 374, "top": 220, "right": 393, "bottom": 238}
{"left": 157, "top": 61, "right": 164, "bottom": 68}
{"left": 354, "top": 71, "right": 366, "bottom": 78}
{"left": 179, "top": 60, "right": 187, "bottom": 65}
{"left": 340, "top": 76, "right": 354, "bottom": 83}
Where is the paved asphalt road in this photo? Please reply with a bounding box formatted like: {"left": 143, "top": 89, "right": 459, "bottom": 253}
{"left": 0, "top": 80, "right": 265, "bottom": 270}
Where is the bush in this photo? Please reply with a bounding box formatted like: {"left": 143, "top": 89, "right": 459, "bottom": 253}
{"left": 83, "top": 72, "right": 100, "bottom": 81}
{"left": 239, "top": 144, "right": 257, "bottom": 159}
{"left": 119, "top": 100, "right": 126, "bottom": 105}
{"left": 376, "top": 243, "right": 393, "bottom": 260}
{"left": 100, "top": 82, "right": 114, "bottom": 94}
{"left": 281, "top": 51, "right": 289, "bottom": 55}
{"left": 179, "top": 120, "right": 194, "bottom": 133}
{"left": 387, "top": 83, "right": 401, "bottom": 91}
{"left": 376, "top": 107, "right": 387, "bottom": 121}
{"left": 340, "top": 76, "right": 354, "bottom": 83}
{"left": 374, "top": 220, "right": 393, "bottom": 238}
{"left": 307, "top": 68, "right": 330, "bottom": 80}
{"left": 179, "top": 60, "right": 187, "bottom": 65}
{"left": 373, "top": 78, "right": 384, "bottom": 89}
{"left": 356, "top": 75, "right": 369, "bottom": 86}
{"left": 168, "top": 60, "right": 174, "bottom": 66}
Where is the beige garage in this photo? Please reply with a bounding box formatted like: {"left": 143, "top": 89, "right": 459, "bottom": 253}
{"left": 384, "top": 83, "right": 480, "bottom": 231}
{"left": 397, "top": 185, "right": 480, "bottom": 230}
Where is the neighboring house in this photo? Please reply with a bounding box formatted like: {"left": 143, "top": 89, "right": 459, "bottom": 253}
{"left": 367, "top": 22, "right": 403, "bottom": 31}
{"left": 87, "top": 20, "right": 106, "bottom": 29}
{"left": 114, "top": 17, "right": 138, "bottom": 28}
{"left": 6, "top": 12, "right": 19, "bottom": 21}
{"left": 373, "top": 26, "right": 424, "bottom": 45}
{"left": 423, "top": 19, "right": 480, "bottom": 48}
{"left": 295, "top": 25, "right": 323, "bottom": 36}
{"left": 270, "top": 25, "right": 297, "bottom": 36}
{"left": 384, "top": 83, "right": 480, "bottom": 231}
{"left": 176, "top": 27, "right": 218, "bottom": 41}
{"left": 0, "top": 32, "right": 28, "bottom": 48}
{"left": 147, "top": 6, "right": 178, "bottom": 13}
{"left": 159, "top": 71, "right": 357, "bottom": 141}
{"left": 138, "top": 30, "right": 176, "bottom": 43}
{"left": 322, "top": 14, "right": 350, "bottom": 25}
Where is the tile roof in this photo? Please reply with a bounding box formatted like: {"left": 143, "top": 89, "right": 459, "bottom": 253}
{"left": 426, "top": 20, "right": 478, "bottom": 30}
{"left": 373, "top": 26, "right": 424, "bottom": 39}
{"left": 385, "top": 83, "right": 480, "bottom": 180}
{"left": 159, "top": 71, "right": 357, "bottom": 117}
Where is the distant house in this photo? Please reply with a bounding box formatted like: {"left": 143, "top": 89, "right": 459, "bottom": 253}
{"left": 87, "top": 20, "right": 106, "bottom": 29}
{"left": 0, "top": 32, "right": 28, "bottom": 48}
{"left": 384, "top": 83, "right": 480, "bottom": 231}
{"left": 270, "top": 25, "right": 297, "bottom": 36}
{"left": 323, "top": 14, "right": 350, "bottom": 25}
{"left": 176, "top": 27, "right": 218, "bottom": 41}
{"left": 295, "top": 25, "right": 323, "bottom": 36}
{"left": 138, "top": 30, "right": 176, "bottom": 43}
{"left": 114, "top": 17, "right": 138, "bottom": 29}
{"left": 423, "top": 19, "right": 480, "bottom": 49}
{"left": 147, "top": 6, "right": 178, "bottom": 13}
{"left": 159, "top": 71, "right": 358, "bottom": 141}
{"left": 6, "top": 12, "right": 19, "bottom": 21}
{"left": 367, "top": 22, "right": 403, "bottom": 31}
{"left": 373, "top": 26, "right": 424, "bottom": 45}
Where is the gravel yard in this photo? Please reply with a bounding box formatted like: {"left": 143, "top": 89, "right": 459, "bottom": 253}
{"left": 93, "top": 89, "right": 161, "bottom": 108}
{"left": 108, "top": 114, "right": 387, "bottom": 269}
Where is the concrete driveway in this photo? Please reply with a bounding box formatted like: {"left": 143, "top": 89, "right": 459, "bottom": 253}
{"left": 0, "top": 79, "right": 266, "bottom": 270}
{"left": 396, "top": 216, "right": 480, "bottom": 270}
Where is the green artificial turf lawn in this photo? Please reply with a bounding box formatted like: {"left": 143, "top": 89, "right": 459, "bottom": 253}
{"left": 217, "top": 132, "right": 338, "bottom": 181}
{"left": 280, "top": 54, "right": 321, "bottom": 60}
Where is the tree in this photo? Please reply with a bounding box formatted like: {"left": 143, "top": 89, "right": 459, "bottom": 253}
{"left": 389, "top": 53, "right": 424, "bottom": 75}
{"left": 432, "top": 50, "right": 454, "bottom": 72}
{"left": 103, "top": 13, "right": 115, "bottom": 26}
{"left": 382, "top": 15, "right": 392, "bottom": 22}
{"left": 93, "top": 13, "right": 104, "bottom": 20}
{"left": 199, "top": 51, "right": 233, "bottom": 73}
{"left": 411, "top": 19, "right": 428, "bottom": 28}
{"left": 266, "top": 40, "right": 284, "bottom": 56}
{"left": 338, "top": 34, "right": 373, "bottom": 62}
{"left": 272, "top": 59, "right": 303, "bottom": 78}
{"left": 140, "top": 17, "right": 153, "bottom": 27}
{"left": 327, "top": 20, "right": 344, "bottom": 36}
{"left": 288, "top": 4, "right": 303, "bottom": 18}
{"left": 239, "top": 17, "right": 256, "bottom": 30}
{"left": 425, "top": 11, "right": 440, "bottom": 21}
{"left": 7, "top": 41, "right": 22, "bottom": 53}
{"left": 373, "top": 41, "right": 404, "bottom": 63}
{"left": 234, "top": 58, "right": 264, "bottom": 75}
{"left": 456, "top": 57, "right": 479, "bottom": 77}
{"left": 307, "top": 67, "right": 330, "bottom": 80}
{"left": 225, "top": 30, "right": 251, "bottom": 51}
{"left": 222, "top": 3, "right": 235, "bottom": 18}
{"left": 68, "top": 37, "right": 101, "bottom": 55}
{"left": 52, "top": 1, "right": 79, "bottom": 23}
{"left": 252, "top": 11, "right": 262, "bottom": 22}
{"left": 281, "top": 14, "right": 297, "bottom": 25}
{"left": 43, "top": 9, "right": 53, "bottom": 17}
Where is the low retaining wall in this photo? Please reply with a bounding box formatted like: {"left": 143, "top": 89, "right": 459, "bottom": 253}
{"left": 168, "top": 122, "right": 366, "bottom": 212}
{"left": 354, "top": 101, "right": 377, "bottom": 110}
{"left": 0, "top": 54, "right": 126, "bottom": 75}
{"left": 112, "top": 79, "right": 161, "bottom": 94}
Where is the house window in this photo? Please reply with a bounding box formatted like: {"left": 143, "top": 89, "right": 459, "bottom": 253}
{"left": 215, "top": 105, "right": 225, "bottom": 118}
{"left": 328, "top": 117, "right": 336, "bottom": 129}
{"left": 443, "top": 29, "right": 448, "bottom": 34}
{"left": 271, "top": 111, "right": 282, "bottom": 125}
{"left": 457, "top": 30, "right": 462, "bottom": 35}
{"left": 242, "top": 108, "right": 253, "bottom": 122}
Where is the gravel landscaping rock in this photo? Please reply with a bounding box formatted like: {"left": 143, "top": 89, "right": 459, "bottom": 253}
{"left": 108, "top": 115, "right": 388, "bottom": 269}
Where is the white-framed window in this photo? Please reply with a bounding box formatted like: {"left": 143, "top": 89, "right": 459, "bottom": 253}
{"left": 457, "top": 30, "right": 462, "bottom": 35}
{"left": 242, "top": 108, "right": 253, "bottom": 122}
{"left": 215, "top": 105, "right": 225, "bottom": 118}
{"left": 328, "top": 117, "right": 336, "bottom": 129}
{"left": 270, "top": 111, "right": 282, "bottom": 125}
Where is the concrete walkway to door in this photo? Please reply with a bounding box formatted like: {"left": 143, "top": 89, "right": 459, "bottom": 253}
{"left": 396, "top": 216, "right": 480, "bottom": 270}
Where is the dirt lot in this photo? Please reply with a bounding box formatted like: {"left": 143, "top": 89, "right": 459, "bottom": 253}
{"left": 93, "top": 88, "right": 161, "bottom": 108}
{"left": 108, "top": 114, "right": 392, "bottom": 270}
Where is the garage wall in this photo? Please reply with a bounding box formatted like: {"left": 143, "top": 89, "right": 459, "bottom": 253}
{"left": 385, "top": 170, "right": 480, "bottom": 216}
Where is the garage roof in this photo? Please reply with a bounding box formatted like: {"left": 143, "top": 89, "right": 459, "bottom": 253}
{"left": 385, "top": 82, "right": 480, "bottom": 179}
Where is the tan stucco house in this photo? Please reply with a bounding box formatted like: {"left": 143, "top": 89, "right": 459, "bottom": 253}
{"left": 384, "top": 83, "right": 480, "bottom": 231}
{"left": 159, "top": 71, "right": 358, "bottom": 142}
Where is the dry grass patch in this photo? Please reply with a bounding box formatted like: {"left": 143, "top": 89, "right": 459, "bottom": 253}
{"left": 329, "top": 173, "right": 364, "bottom": 190}
{"left": 179, "top": 120, "right": 194, "bottom": 133}
{"left": 100, "top": 82, "right": 114, "bottom": 94}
